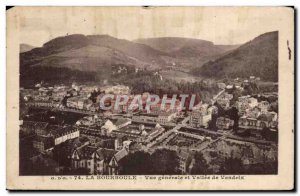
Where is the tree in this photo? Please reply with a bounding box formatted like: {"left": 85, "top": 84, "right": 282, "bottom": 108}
{"left": 191, "top": 152, "right": 211, "bottom": 174}
{"left": 120, "top": 151, "right": 152, "bottom": 175}
{"left": 150, "top": 149, "right": 180, "bottom": 175}
{"left": 219, "top": 156, "right": 244, "bottom": 174}
{"left": 52, "top": 143, "right": 71, "bottom": 167}
{"left": 226, "top": 106, "right": 239, "bottom": 131}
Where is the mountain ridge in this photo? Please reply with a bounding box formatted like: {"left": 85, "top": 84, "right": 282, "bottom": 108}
{"left": 19, "top": 32, "right": 278, "bottom": 87}
{"left": 191, "top": 31, "right": 278, "bottom": 81}
{"left": 20, "top": 43, "right": 36, "bottom": 53}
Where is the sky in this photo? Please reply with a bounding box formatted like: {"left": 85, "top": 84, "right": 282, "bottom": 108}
{"left": 13, "top": 6, "right": 284, "bottom": 47}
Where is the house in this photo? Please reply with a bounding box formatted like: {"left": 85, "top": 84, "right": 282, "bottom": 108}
{"left": 20, "top": 121, "right": 35, "bottom": 136}
{"left": 216, "top": 117, "right": 234, "bottom": 130}
{"left": 66, "top": 96, "right": 91, "bottom": 110}
{"left": 149, "top": 99, "right": 182, "bottom": 113}
{"left": 246, "top": 107, "right": 261, "bottom": 119}
{"left": 216, "top": 93, "right": 233, "bottom": 110}
{"left": 238, "top": 111, "right": 278, "bottom": 131}
{"left": 30, "top": 124, "right": 79, "bottom": 146}
{"left": 177, "top": 150, "right": 192, "bottom": 174}
{"left": 225, "top": 85, "right": 234, "bottom": 93}
{"left": 71, "top": 144, "right": 117, "bottom": 175}
{"left": 113, "top": 118, "right": 132, "bottom": 129}
{"left": 104, "top": 85, "right": 130, "bottom": 95}
{"left": 21, "top": 121, "right": 49, "bottom": 136}
{"left": 101, "top": 118, "right": 132, "bottom": 135}
{"left": 236, "top": 101, "right": 249, "bottom": 115}
{"left": 94, "top": 148, "right": 119, "bottom": 175}
{"left": 236, "top": 96, "right": 249, "bottom": 114}
{"left": 51, "top": 90, "right": 66, "bottom": 102}
{"left": 38, "top": 87, "right": 51, "bottom": 96}
{"left": 248, "top": 97, "right": 258, "bottom": 108}
{"left": 217, "top": 83, "right": 226, "bottom": 89}
{"left": 144, "top": 124, "right": 165, "bottom": 143}
{"left": 239, "top": 116, "right": 258, "bottom": 130}
{"left": 257, "top": 112, "right": 278, "bottom": 129}
{"left": 132, "top": 113, "right": 158, "bottom": 123}
{"left": 114, "top": 136, "right": 128, "bottom": 151}
{"left": 208, "top": 105, "right": 218, "bottom": 115}
{"left": 237, "top": 96, "right": 258, "bottom": 115}
{"left": 33, "top": 135, "right": 55, "bottom": 152}
{"left": 157, "top": 111, "right": 177, "bottom": 124}
{"left": 258, "top": 101, "right": 270, "bottom": 113}
{"left": 101, "top": 120, "right": 117, "bottom": 134}
{"left": 190, "top": 104, "right": 212, "bottom": 128}
{"left": 47, "top": 125, "right": 80, "bottom": 145}
{"left": 66, "top": 97, "right": 79, "bottom": 108}
{"left": 108, "top": 147, "right": 129, "bottom": 175}
{"left": 87, "top": 103, "right": 99, "bottom": 112}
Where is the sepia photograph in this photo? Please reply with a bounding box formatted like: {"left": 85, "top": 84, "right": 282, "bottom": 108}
{"left": 6, "top": 6, "right": 294, "bottom": 190}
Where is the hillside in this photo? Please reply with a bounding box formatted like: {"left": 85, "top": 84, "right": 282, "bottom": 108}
{"left": 191, "top": 31, "right": 278, "bottom": 81}
{"left": 135, "top": 37, "right": 239, "bottom": 57}
{"left": 135, "top": 37, "right": 238, "bottom": 68}
{"left": 20, "top": 34, "right": 170, "bottom": 71}
{"left": 19, "top": 34, "right": 241, "bottom": 86}
{"left": 20, "top": 44, "right": 36, "bottom": 53}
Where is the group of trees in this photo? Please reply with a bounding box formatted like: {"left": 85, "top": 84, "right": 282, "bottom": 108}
{"left": 21, "top": 62, "right": 220, "bottom": 107}
{"left": 219, "top": 156, "right": 277, "bottom": 174}
{"left": 120, "top": 150, "right": 215, "bottom": 175}
{"left": 207, "top": 102, "right": 239, "bottom": 132}
{"left": 190, "top": 152, "right": 211, "bottom": 174}
{"left": 20, "top": 66, "right": 97, "bottom": 88}
{"left": 120, "top": 149, "right": 180, "bottom": 175}
{"left": 107, "top": 64, "right": 220, "bottom": 104}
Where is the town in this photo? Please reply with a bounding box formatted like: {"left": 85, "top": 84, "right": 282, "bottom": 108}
{"left": 19, "top": 75, "right": 278, "bottom": 175}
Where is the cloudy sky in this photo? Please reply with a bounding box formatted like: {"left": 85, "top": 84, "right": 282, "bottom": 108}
{"left": 13, "top": 7, "right": 284, "bottom": 47}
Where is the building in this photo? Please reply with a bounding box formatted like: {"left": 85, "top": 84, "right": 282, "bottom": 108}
{"left": 112, "top": 125, "right": 143, "bottom": 141}
{"left": 257, "top": 112, "right": 278, "bottom": 130}
{"left": 216, "top": 93, "right": 233, "bottom": 110}
{"left": 216, "top": 117, "right": 234, "bottom": 130}
{"left": 112, "top": 118, "right": 132, "bottom": 129}
{"left": 108, "top": 147, "right": 129, "bottom": 175}
{"left": 71, "top": 144, "right": 117, "bottom": 175}
{"left": 66, "top": 96, "right": 91, "bottom": 110}
{"left": 51, "top": 89, "right": 66, "bottom": 102}
{"left": 246, "top": 107, "right": 261, "bottom": 119}
{"left": 21, "top": 121, "right": 49, "bottom": 136}
{"left": 104, "top": 85, "right": 130, "bottom": 95}
{"left": 132, "top": 113, "right": 158, "bottom": 123}
{"left": 46, "top": 125, "right": 80, "bottom": 146}
{"left": 238, "top": 111, "right": 278, "bottom": 131}
{"left": 190, "top": 104, "right": 211, "bottom": 128}
{"left": 157, "top": 111, "right": 177, "bottom": 124}
{"left": 21, "top": 121, "right": 80, "bottom": 149}
{"left": 177, "top": 150, "right": 192, "bottom": 174}
{"left": 149, "top": 99, "right": 182, "bottom": 113}
{"left": 217, "top": 82, "right": 226, "bottom": 89}
{"left": 101, "top": 120, "right": 117, "bottom": 134}
{"left": 32, "top": 135, "right": 55, "bottom": 152}
{"left": 101, "top": 118, "right": 132, "bottom": 135}
{"left": 76, "top": 115, "right": 105, "bottom": 127}
{"left": 238, "top": 116, "right": 258, "bottom": 130}
{"left": 236, "top": 96, "right": 258, "bottom": 115}
{"left": 258, "top": 101, "right": 270, "bottom": 113}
